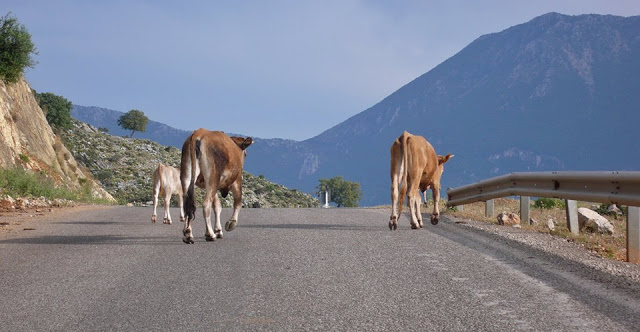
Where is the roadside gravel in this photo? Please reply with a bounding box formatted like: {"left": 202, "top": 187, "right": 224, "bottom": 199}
{"left": 446, "top": 212, "right": 640, "bottom": 287}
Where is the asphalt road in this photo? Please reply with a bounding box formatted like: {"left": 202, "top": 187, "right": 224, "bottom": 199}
{"left": 1, "top": 206, "right": 640, "bottom": 331}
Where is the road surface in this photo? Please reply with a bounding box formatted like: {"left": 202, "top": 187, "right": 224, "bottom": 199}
{"left": 1, "top": 206, "right": 640, "bottom": 331}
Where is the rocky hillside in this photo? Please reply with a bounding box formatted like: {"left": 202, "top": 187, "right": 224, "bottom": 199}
{"left": 59, "top": 121, "right": 319, "bottom": 208}
{"left": 0, "top": 78, "right": 114, "bottom": 202}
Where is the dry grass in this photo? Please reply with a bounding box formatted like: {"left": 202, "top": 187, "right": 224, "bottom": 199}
{"left": 441, "top": 198, "right": 628, "bottom": 262}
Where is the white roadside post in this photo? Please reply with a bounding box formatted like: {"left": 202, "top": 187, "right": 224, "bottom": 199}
{"left": 323, "top": 190, "right": 330, "bottom": 208}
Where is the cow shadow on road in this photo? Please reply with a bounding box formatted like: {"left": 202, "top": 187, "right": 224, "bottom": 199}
{"left": 241, "top": 223, "right": 378, "bottom": 231}
{"left": 53, "top": 221, "right": 126, "bottom": 225}
{"left": 0, "top": 235, "right": 183, "bottom": 246}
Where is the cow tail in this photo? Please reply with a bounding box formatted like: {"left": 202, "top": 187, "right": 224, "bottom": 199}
{"left": 154, "top": 164, "right": 163, "bottom": 196}
{"left": 398, "top": 131, "right": 410, "bottom": 217}
{"left": 184, "top": 135, "right": 200, "bottom": 221}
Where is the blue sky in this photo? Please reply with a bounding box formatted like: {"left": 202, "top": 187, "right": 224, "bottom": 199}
{"left": 6, "top": 1, "right": 640, "bottom": 140}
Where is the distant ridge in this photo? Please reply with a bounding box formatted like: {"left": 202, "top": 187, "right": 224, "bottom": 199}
{"left": 73, "top": 13, "right": 640, "bottom": 206}
{"left": 71, "top": 105, "right": 191, "bottom": 147}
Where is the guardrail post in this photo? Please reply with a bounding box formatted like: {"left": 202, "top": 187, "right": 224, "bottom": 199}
{"left": 520, "top": 196, "right": 530, "bottom": 225}
{"left": 628, "top": 206, "right": 640, "bottom": 264}
{"left": 485, "top": 199, "right": 494, "bottom": 218}
{"left": 565, "top": 200, "right": 579, "bottom": 235}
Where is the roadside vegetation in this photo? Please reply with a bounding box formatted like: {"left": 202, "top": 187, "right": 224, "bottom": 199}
{"left": 316, "top": 176, "right": 363, "bottom": 207}
{"left": 0, "top": 167, "right": 111, "bottom": 204}
{"left": 35, "top": 91, "right": 73, "bottom": 130}
{"left": 445, "top": 198, "right": 628, "bottom": 262}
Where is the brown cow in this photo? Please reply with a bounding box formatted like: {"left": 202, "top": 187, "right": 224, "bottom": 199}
{"left": 180, "top": 129, "right": 253, "bottom": 244}
{"left": 389, "top": 131, "right": 453, "bottom": 230}
{"left": 151, "top": 164, "right": 184, "bottom": 224}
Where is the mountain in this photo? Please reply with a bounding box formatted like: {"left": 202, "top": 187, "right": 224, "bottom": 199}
{"left": 72, "top": 13, "right": 640, "bottom": 206}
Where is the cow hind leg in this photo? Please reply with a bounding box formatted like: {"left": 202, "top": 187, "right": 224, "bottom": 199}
{"left": 414, "top": 194, "right": 423, "bottom": 228}
{"left": 178, "top": 192, "right": 185, "bottom": 222}
{"left": 182, "top": 218, "right": 194, "bottom": 244}
{"left": 181, "top": 171, "right": 195, "bottom": 244}
{"left": 389, "top": 175, "right": 400, "bottom": 231}
{"left": 431, "top": 186, "right": 441, "bottom": 225}
{"left": 225, "top": 182, "right": 242, "bottom": 232}
{"left": 163, "top": 192, "right": 172, "bottom": 224}
{"left": 203, "top": 189, "right": 217, "bottom": 242}
{"left": 152, "top": 185, "right": 160, "bottom": 223}
{"left": 408, "top": 195, "right": 418, "bottom": 229}
{"left": 212, "top": 191, "right": 223, "bottom": 239}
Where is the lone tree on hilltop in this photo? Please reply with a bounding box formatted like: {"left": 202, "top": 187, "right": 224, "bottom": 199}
{"left": 118, "top": 109, "right": 149, "bottom": 138}
{"left": 0, "top": 13, "right": 38, "bottom": 84}
{"left": 35, "top": 91, "right": 73, "bottom": 130}
{"left": 316, "top": 176, "right": 363, "bottom": 207}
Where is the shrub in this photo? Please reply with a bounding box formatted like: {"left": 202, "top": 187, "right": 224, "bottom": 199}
{"left": 35, "top": 92, "right": 73, "bottom": 129}
{"left": 533, "top": 197, "right": 565, "bottom": 209}
{"left": 94, "top": 169, "right": 114, "bottom": 185}
{"left": 0, "top": 167, "right": 73, "bottom": 199}
{"left": 0, "top": 13, "right": 37, "bottom": 83}
{"left": 316, "top": 176, "right": 362, "bottom": 207}
{"left": 594, "top": 203, "right": 627, "bottom": 216}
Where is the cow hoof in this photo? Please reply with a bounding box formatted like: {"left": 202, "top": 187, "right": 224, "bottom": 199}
{"left": 164, "top": 218, "right": 172, "bottom": 225}
{"left": 182, "top": 237, "right": 195, "bottom": 244}
{"left": 411, "top": 223, "right": 420, "bottom": 229}
{"left": 431, "top": 216, "right": 439, "bottom": 225}
{"left": 225, "top": 220, "right": 237, "bottom": 232}
{"left": 205, "top": 234, "right": 216, "bottom": 242}
{"left": 180, "top": 217, "right": 186, "bottom": 222}
{"left": 214, "top": 230, "right": 223, "bottom": 239}
{"left": 389, "top": 217, "right": 398, "bottom": 231}
{"left": 388, "top": 221, "right": 397, "bottom": 231}
{"left": 151, "top": 215, "right": 157, "bottom": 223}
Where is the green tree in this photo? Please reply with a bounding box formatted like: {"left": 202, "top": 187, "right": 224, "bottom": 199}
{"left": 118, "top": 109, "right": 149, "bottom": 138}
{"left": 0, "top": 13, "right": 37, "bottom": 84}
{"left": 35, "top": 91, "right": 73, "bottom": 130}
{"left": 316, "top": 176, "right": 363, "bottom": 207}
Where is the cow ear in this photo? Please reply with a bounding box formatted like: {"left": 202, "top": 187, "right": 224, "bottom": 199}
{"left": 438, "top": 153, "right": 454, "bottom": 165}
{"left": 241, "top": 137, "right": 253, "bottom": 150}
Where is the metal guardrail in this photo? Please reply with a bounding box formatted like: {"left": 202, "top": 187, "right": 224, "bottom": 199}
{"left": 446, "top": 171, "right": 640, "bottom": 207}
{"left": 445, "top": 171, "right": 640, "bottom": 264}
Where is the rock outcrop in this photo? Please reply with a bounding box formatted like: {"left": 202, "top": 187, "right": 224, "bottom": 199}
{"left": 578, "top": 207, "right": 614, "bottom": 235}
{"left": 0, "top": 77, "right": 114, "bottom": 202}
{"left": 497, "top": 212, "right": 521, "bottom": 226}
